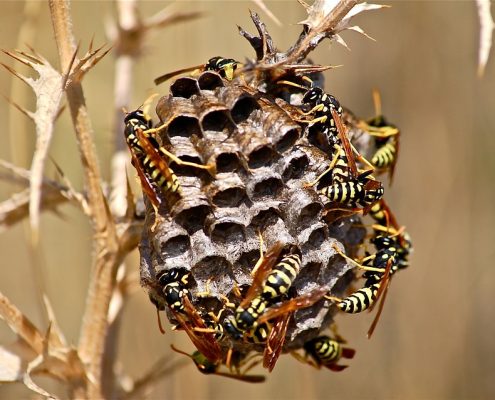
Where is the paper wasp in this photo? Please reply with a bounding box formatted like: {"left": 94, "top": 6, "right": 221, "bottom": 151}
{"left": 223, "top": 241, "right": 285, "bottom": 340}
{"left": 310, "top": 108, "right": 384, "bottom": 212}
{"left": 359, "top": 90, "right": 400, "bottom": 183}
{"left": 369, "top": 199, "right": 412, "bottom": 249}
{"left": 157, "top": 268, "right": 222, "bottom": 363}
{"left": 124, "top": 106, "right": 214, "bottom": 207}
{"left": 224, "top": 244, "right": 301, "bottom": 336}
{"left": 158, "top": 268, "right": 191, "bottom": 314}
{"left": 300, "top": 335, "right": 356, "bottom": 372}
{"left": 170, "top": 345, "right": 265, "bottom": 383}
{"left": 328, "top": 234, "right": 400, "bottom": 338}
{"left": 222, "top": 240, "right": 309, "bottom": 371}
{"left": 154, "top": 56, "right": 239, "bottom": 85}
{"left": 277, "top": 77, "right": 343, "bottom": 146}
{"left": 256, "top": 286, "right": 329, "bottom": 371}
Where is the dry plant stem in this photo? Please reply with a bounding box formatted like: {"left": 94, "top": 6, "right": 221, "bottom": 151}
{"left": 49, "top": 1, "right": 119, "bottom": 398}
{"left": 0, "top": 291, "right": 44, "bottom": 355}
{"left": 477, "top": 0, "right": 495, "bottom": 76}
{"left": 105, "top": 2, "right": 138, "bottom": 395}
{"left": 110, "top": 0, "right": 137, "bottom": 218}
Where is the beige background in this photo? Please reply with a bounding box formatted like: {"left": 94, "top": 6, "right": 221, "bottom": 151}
{"left": 1, "top": 1, "right": 494, "bottom": 399}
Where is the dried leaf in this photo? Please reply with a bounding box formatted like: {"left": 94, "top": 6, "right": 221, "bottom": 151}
{"left": 23, "top": 362, "right": 59, "bottom": 399}
{"left": 477, "top": 0, "right": 495, "bottom": 76}
{"left": 2, "top": 49, "right": 64, "bottom": 241}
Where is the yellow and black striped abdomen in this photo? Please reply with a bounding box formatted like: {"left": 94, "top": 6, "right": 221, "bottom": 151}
{"left": 371, "top": 142, "right": 396, "bottom": 169}
{"left": 369, "top": 202, "right": 387, "bottom": 226}
{"left": 262, "top": 253, "right": 301, "bottom": 300}
{"left": 319, "top": 181, "right": 364, "bottom": 207}
{"left": 337, "top": 282, "right": 380, "bottom": 313}
{"left": 331, "top": 145, "right": 351, "bottom": 184}
{"left": 141, "top": 154, "right": 180, "bottom": 193}
{"left": 246, "top": 322, "right": 271, "bottom": 344}
{"left": 312, "top": 337, "right": 342, "bottom": 364}
{"left": 234, "top": 296, "right": 268, "bottom": 331}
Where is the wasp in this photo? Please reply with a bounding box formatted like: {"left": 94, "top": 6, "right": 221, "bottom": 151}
{"left": 277, "top": 77, "right": 343, "bottom": 146}
{"left": 260, "top": 249, "right": 302, "bottom": 301}
{"left": 157, "top": 268, "right": 222, "bottom": 363}
{"left": 223, "top": 242, "right": 285, "bottom": 340}
{"left": 283, "top": 87, "right": 386, "bottom": 214}
{"left": 369, "top": 199, "right": 412, "bottom": 252}
{"left": 328, "top": 234, "right": 402, "bottom": 337}
{"left": 224, "top": 245, "right": 301, "bottom": 337}
{"left": 154, "top": 56, "right": 239, "bottom": 85}
{"left": 124, "top": 106, "right": 214, "bottom": 207}
{"left": 170, "top": 345, "right": 265, "bottom": 383}
{"left": 359, "top": 90, "right": 401, "bottom": 183}
{"left": 256, "top": 286, "right": 330, "bottom": 371}
{"left": 222, "top": 241, "right": 308, "bottom": 371}
{"left": 313, "top": 109, "right": 384, "bottom": 212}
{"left": 301, "top": 335, "right": 356, "bottom": 372}
{"left": 158, "top": 268, "right": 191, "bottom": 314}
{"left": 125, "top": 109, "right": 178, "bottom": 207}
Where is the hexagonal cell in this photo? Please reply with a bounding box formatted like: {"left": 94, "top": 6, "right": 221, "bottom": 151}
{"left": 201, "top": 110, "right": 236, "bottom": 133}
{"left": 212, "top": 187, "right": 246, "bottom": 207}
{"left": 170, "top": 77, "right": 200, "bottom": 98}
{"left": 231, "top": 95, "right": 260, "bottom": 123}
{"left": 275, "top": 128, "right": 300, "bottom": 153}
{"left": 249, "top": 207, "right": 281, "bottom": 230}
{"left": 252, "top": 176, "right": 284, "bottom": 198}
{"left": 167, "top": 116, "right": 202, "bottom": 138}
{"left": 294, "top": 261, "right": 322, "bottom": 289}
{"left": 160, "top": 234, "right": 191, "bottom": 258}
{"left": 210, "top": 221, "right": 246, "bottom": 243}
{"left": 216, "top": 152, "right": 242, "bottom": 173}
{"left": 281, "top": 152, "right": 309, "bottom": 181}
{"left": 174, "top": 203, "right": 211, "bottom": 234}
{"left": 307, "top": 225, "right": 328, "bottom": 248}
{"left": 248, "top": 145, "right": 276, "bottom": 169}
{"left": 198, "top": 71, "right": 225, "bottom": 90}
{"left": 298, "top": 202, "right": 323, "bottom": 228}
{"left": 191, "top": 256, "right": 235, "bottom": 296}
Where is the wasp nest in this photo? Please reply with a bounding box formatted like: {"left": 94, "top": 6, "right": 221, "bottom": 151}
{"left": 135, "top": 9, "right": 400, "bottom": 370}
{"left": 139, "top": 65, "right": 369, "bottom": 352}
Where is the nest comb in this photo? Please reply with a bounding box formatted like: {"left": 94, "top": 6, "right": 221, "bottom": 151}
{"left": 138, "top": 68, "right": 368, "bottom": 354}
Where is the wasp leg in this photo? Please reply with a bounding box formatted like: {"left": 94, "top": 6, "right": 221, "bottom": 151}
{"left": 250, "top": 230, "right": 265, "bottom": 278}
{"left": 196, "top": 277, "right": 214, "bottom": 298}
{"left": 302, "top": 103, "right": 326, "bottom": 116}
{"left": 304, "top": 143, "right": 343, "bottom": 188}
{"left": 332, "top": 244, "right": 385, "bottom": 273}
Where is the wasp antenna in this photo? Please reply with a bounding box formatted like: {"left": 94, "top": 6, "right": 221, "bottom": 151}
{"left": 277, "top": 80, "right": 308, "bottom": 90}
{"left": 372, "top": 89, "right": 382, "bottom": 117}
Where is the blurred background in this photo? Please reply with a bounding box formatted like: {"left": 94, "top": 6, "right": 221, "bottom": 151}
{"left": 1, "top": 1, "right": 494, "bottom": 399}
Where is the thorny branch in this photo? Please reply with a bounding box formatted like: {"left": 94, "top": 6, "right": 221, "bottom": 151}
{"left": 49, "top": 1, "right": 119, "bottom": 398}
